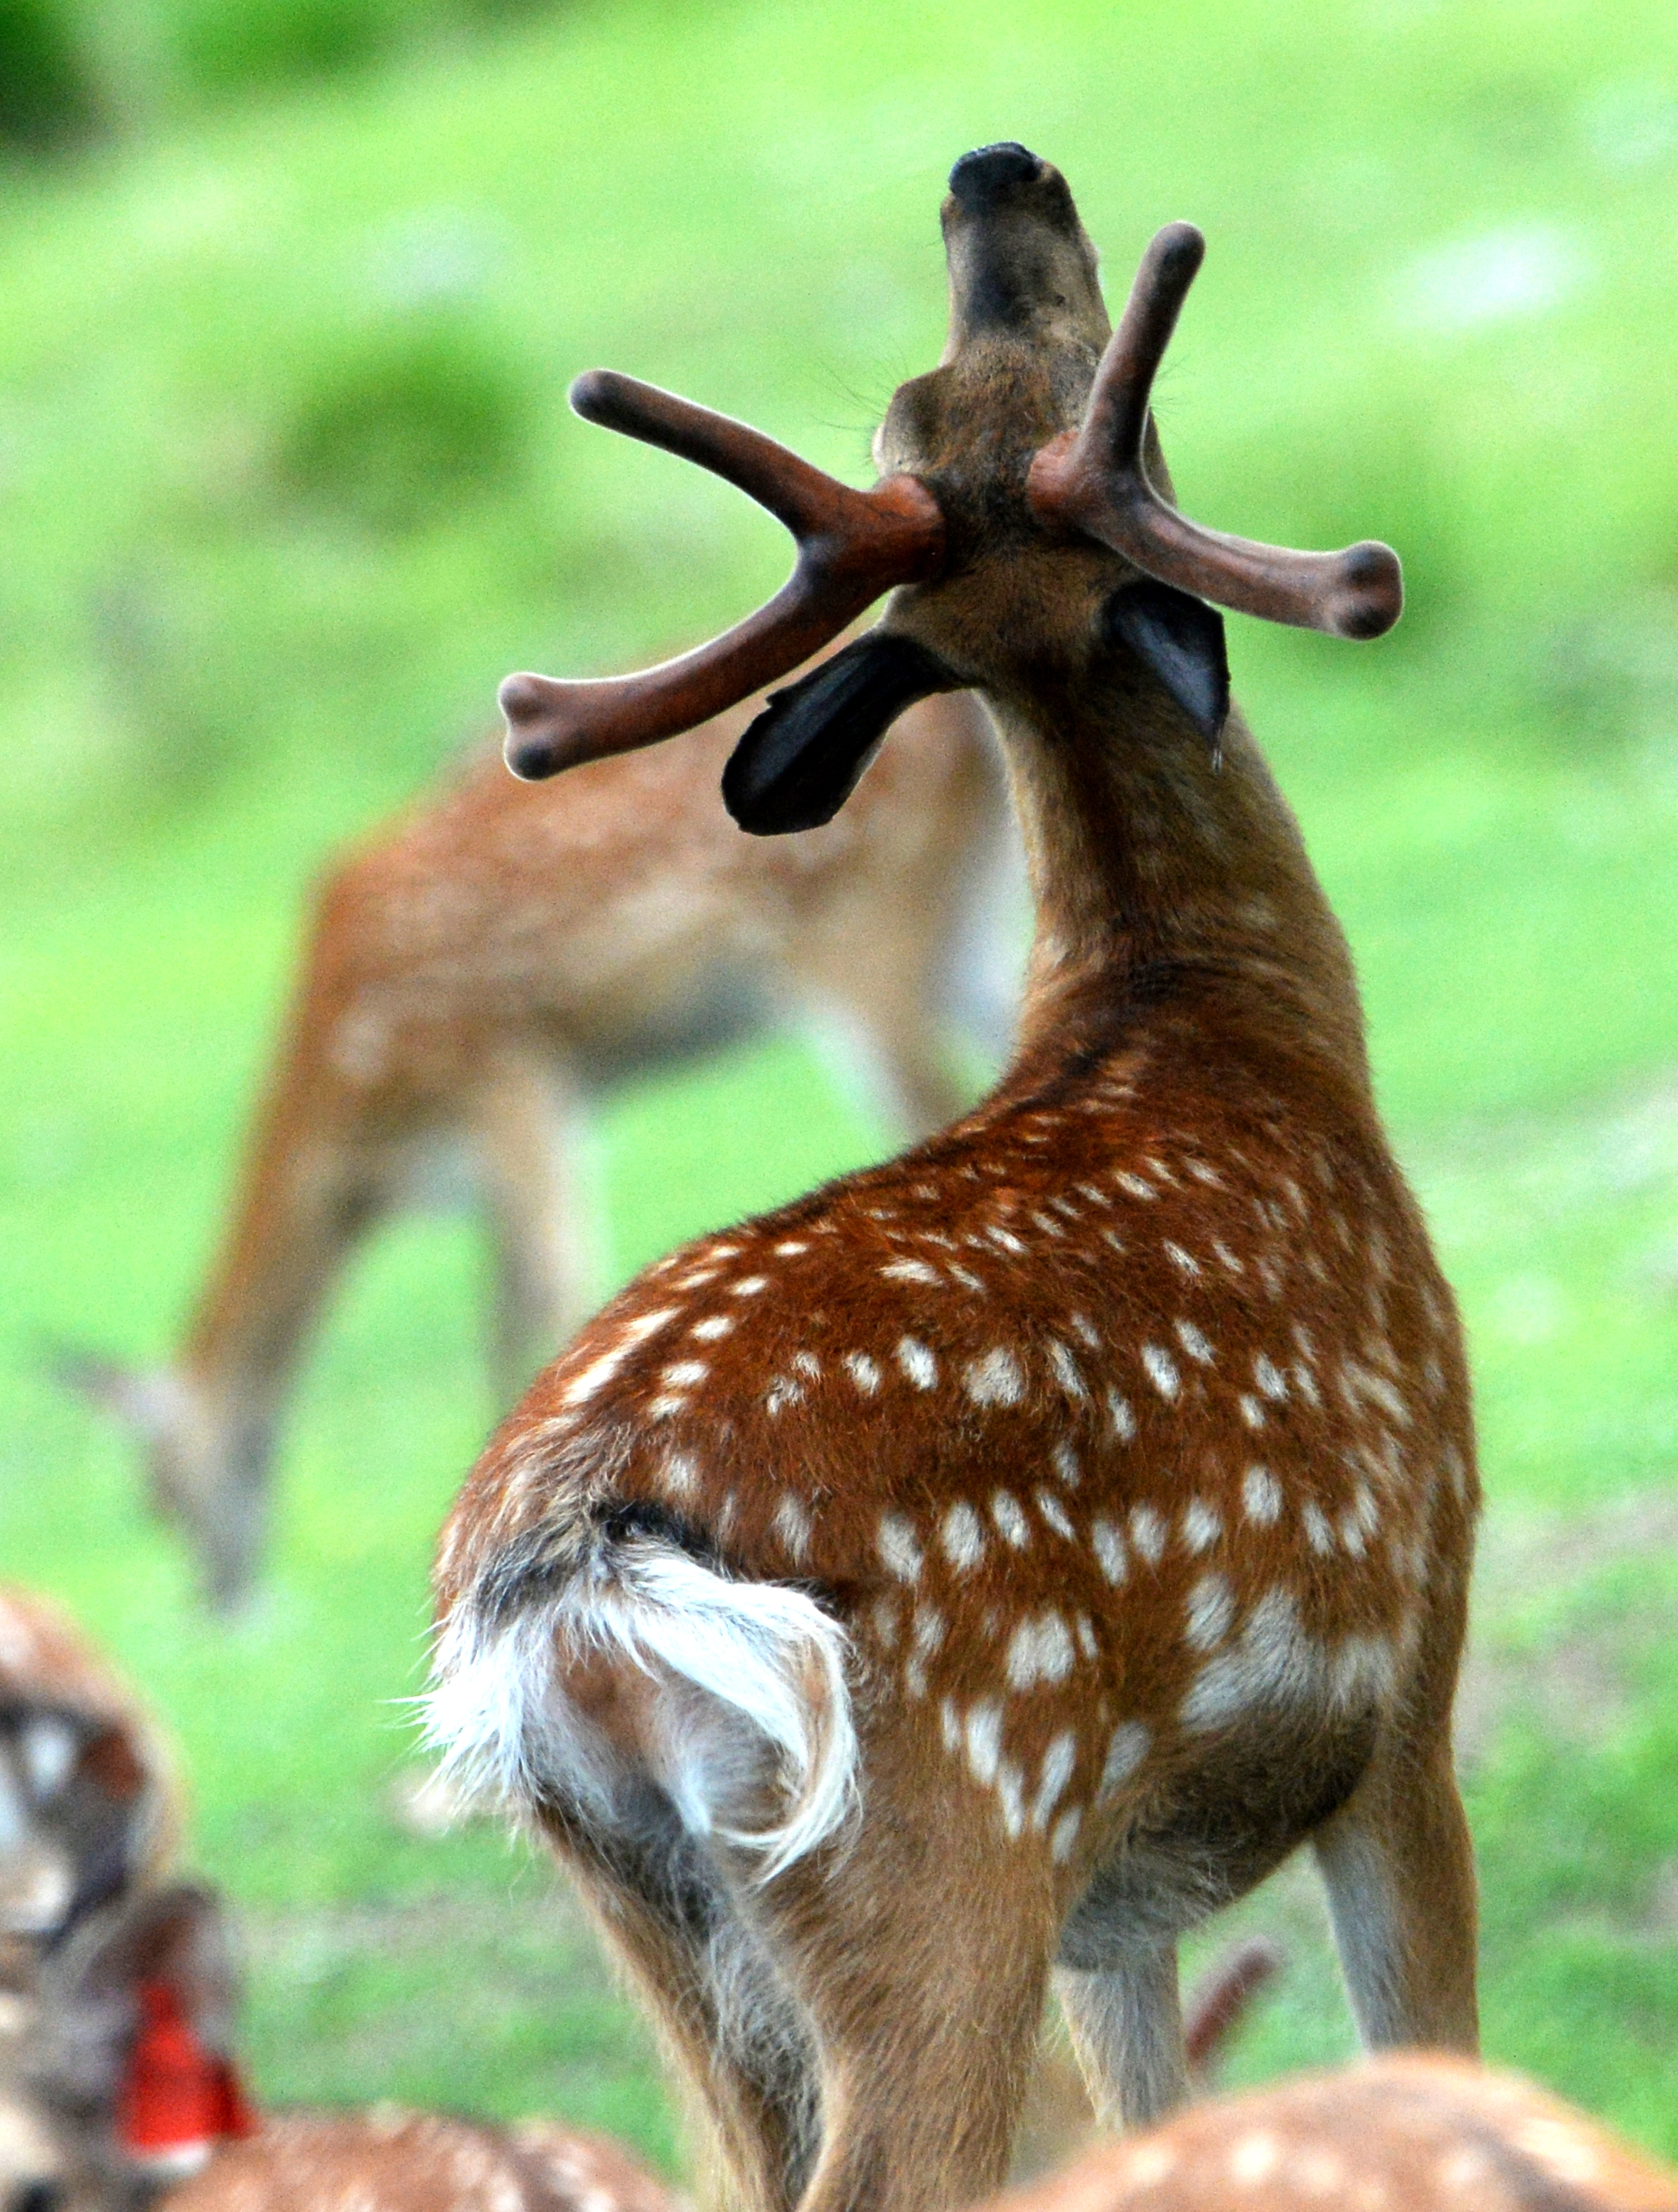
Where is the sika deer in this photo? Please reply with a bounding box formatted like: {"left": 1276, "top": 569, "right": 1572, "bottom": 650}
{"left": 62, "top": 683, "right": 1006, "bottom": 1610}
{"left": 428, "top": 145, "right": 1478, "bottom": 2212}
{"left": 18, "top": 1881, "right": 679, "bottom": 2212}
{"left": 985, "top": 2058, "right": 1678, "bottom": 2212}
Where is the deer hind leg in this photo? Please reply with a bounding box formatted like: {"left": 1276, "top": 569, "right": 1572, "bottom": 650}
{"left": 555, "top": 1820, "right": 818, "bottom": 2212}
{"left": 754, "top": 1750, "right": 1055, "bottom": 2212}
{"left": 469, "top": 1053, "right": 592, "bottom": 1401}
{"left": 1311, "top": 1726, "right": 1478, "bottom": 2055}
{"left": 1053, "top": 1942, "right": 1187, "bottom": 2132}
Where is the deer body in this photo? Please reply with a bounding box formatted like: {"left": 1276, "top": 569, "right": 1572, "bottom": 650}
{"left": 989, "top": 2057, "right": 1678, "bottom": 2212}
{"left": 430, "top": 148, "right": 1478, "bottom": 2212}
{"left": 74, "top": 689, "right": 1006, "bottom": 1608}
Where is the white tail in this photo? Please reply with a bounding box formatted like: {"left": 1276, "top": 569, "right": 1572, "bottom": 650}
{"left": 433, "top": 145, "right": 1477, "bottom": 2212}
{"left": 61, "top": 673, "right": 1009, "bottom": 1610}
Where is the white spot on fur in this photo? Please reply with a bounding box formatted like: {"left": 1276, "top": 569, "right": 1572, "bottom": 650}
{"left": 772, "top": 1495, "right": 812, "bottom": 1562}
{"left": 845, "top": 1353, "right": 882, "bottom": 1394}
{"left": 965, "top": 1348, "right": 1026, "bottom": 1406}
{"left": 1163, "top": 1241, "right": 1200, "bottom": 1277}
{"left": 1092, "top": 1519, "right": 1128, "bottom": 1584}
{"left": 1050, "top": 1805, "right": 1083, "bottom": 1862}
{"left": 1005, "top": 1611, "right": 1075, "bottom": 1689}
{"left": 1129, "top": 1506, "right": 1166, "bottom": 1564}
{"left": 941, "top": 1502, "right": 985, "bottom": 1572}
{"left": 1108, "top": 1389, "right": 1137, "bottom": 1442}
{"left": 774, "top": 1240, "right": 808, "bottom": 1256}
{"left": 690, "top": 1315, "right": 734, "bottom": 1341}
{"left": 663, "top": 1453, "right": 700, "bottom": 1500}
{"left": 1046, "top": 1339, "right": 1087, "bottom": 1399}
{"left": 1031, "top": 1732, "right": 1077, "bottom": 1831}
{"left": 1175, "top": 1320, "right": 1215, "bottom": 1365}
{"left": 1243, "top": 1466, "right": 1282, "bottom": 1525}
{"left": 791, "top": 1350, "right": 822, "bottom": 1380}
{"left": 1238, "top": 1394, "right": 1266, "bottom": 1431}
{"left": 992, "top": 1492, "right": 1030, "bottom": 1548}
{"left": 965, "top": 1701, "right": 1003, "bottom": 1786}
{"left": 882, "top": 1258, "right": 942, "bottom": 1286}
{"left": 730, "top": 1276, "right": 769, "bottom": 1298}
{"left": 1254, "top": 1355, "right": 1289, "bottom": 1400}
{"left": 896, "top": 1338, "right": 937, "bottom": 1389}
{"left": 878, "top": 1513, "right": 923, "bottom": 1582}
{"left": 1181, "top": 1499, "right": 1222, "bottom": 1554}
{"left": 1051, "top": 1441, "right": 1080, "bottom": 1487}
{"left": 1180, "top": 1588, "right": 1319, "bottom": 1731}
{"left": 1141, "top": 1344, "right": 1180, "bottom": 1400}
{"left": 1301, "top": 1501, "right": 1335, "bottom": 1554}
{"left": 662, "top": 1361, "right": 708, "bottom": 1388}
{"left": 562, "top": 1310, "right": 678, "bottom": 1405}
{"left": 1035, "top": 1489, "right": 1076, "bottom": 1540}
{"left": 1227, "top": 2132, "right": 1282, "bottom": 2186}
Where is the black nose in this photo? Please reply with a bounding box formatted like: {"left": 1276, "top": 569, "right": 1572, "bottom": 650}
{"left": 13, "top": 2182, "right": 64, "bottom": 2212}
{"left": 947, "top": 144, "right": 1044, "bottom": 212}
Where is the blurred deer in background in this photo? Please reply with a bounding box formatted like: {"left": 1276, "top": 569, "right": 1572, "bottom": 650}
{"left": 430, "top": 145, "right": 1478, "bottom": 2212}
{"left": 15, "top": 1879, "right": 681, "bottom": 2212}
{"left": 62, "top": 682, "right": 1010, "bottom": 1610}
{"left": 990, "top": 2057, "right": 1678, "bottom": 2212}
{"left": 0, "top": 1591, "right": 177, "bottom": 1958}
{"left": 0, "top": 1588, "right": 181, "bottom": 2212}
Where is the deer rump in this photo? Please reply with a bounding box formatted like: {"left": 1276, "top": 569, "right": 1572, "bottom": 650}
{"left": 430, "top": 1493, "right": 1382, "bottom": 1962}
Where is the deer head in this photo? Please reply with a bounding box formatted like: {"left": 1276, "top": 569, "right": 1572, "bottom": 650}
{"left": 499, "top": 144, "right": 1399, "bottom": 833}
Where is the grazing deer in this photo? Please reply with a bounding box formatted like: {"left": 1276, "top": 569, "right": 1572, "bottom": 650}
{"left": 428, "top": 144, "right": 1478, "bottom": 2212}
{"left": 987, "top": 2057, "right": 1678, "bottom": 2212}
{"left": 15, "top": 1879, "right": 680, "bottom": 2212}
{"left": 63, "top": 682, "right": 1007, "bottom": 1613}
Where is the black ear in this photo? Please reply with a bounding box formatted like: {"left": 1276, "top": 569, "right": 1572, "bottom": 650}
{"left": 1105, "top": 580, "right": 1229, "bottom": 752}
{"left": 722, "top": 633, "right": 957, "bottom": 835}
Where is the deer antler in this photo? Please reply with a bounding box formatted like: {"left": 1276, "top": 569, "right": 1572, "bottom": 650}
{"left": 499, "top": 374, "right": 946, "bottom": 779}
{"left": 1027, "top": 223, "right": 1403, "bottom": 640}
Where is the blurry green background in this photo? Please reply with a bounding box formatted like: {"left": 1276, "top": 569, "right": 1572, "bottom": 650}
{"left": 3, "top": 0, "right": 1678, "bottom": 2173}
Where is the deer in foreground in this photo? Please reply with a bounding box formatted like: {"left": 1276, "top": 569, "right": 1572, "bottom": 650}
{"left": 62, "top": 682, "right": 1007, "bottom": 1610}
{"left": 428, "top": 144, "right": 1478, "bottom": 2212}
{"left": 989, "top": 2057, "right": 1678, "bottom": 2212}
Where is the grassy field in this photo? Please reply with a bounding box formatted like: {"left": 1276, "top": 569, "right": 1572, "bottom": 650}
{"left": 3, "top": 0, "right": 1677, "bottom": 2172}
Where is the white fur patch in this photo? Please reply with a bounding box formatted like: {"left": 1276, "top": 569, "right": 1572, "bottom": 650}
{"left": 426, "top": 1541, "right": 856, "bottom": 1882}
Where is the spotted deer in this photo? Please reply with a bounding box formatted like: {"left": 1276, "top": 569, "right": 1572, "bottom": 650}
{"left": 0, "top": 1588, "right": 182, "bottom": 2212}
{"left": 62, "top": 681, "right": 1008, "bottom": 1610}
{"left": 428, "top": 144, "right": 1479, "bottom": 2212}
{"left": 15, "top": 1879, "right": 681, "bottom": 2212}
{"left": 989, "top": 2058, "right": 1678, "bottom": 2212}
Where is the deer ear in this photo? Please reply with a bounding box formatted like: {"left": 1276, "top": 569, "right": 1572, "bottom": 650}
{"left": 722, "top": 633, "right": 957, "bottom": 835}
{"left": 1104, "top": 580, "right": 1229, "bottom": 746}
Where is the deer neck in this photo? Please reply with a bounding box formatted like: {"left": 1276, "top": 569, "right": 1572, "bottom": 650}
{"left": 988, "top": 682, "right": 1372, "bottom": 1106}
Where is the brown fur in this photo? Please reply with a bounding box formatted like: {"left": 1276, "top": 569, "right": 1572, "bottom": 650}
{"left": 433, "top": 152, "right": 1478, "bottom": 2212}
{"left": 989, "top": 2058, "right": 1678, "bottom": 2212}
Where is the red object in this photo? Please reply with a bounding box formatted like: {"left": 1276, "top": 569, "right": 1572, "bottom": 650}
{"left": 117, "top": 1980, "right": 256, "bottom": 2159}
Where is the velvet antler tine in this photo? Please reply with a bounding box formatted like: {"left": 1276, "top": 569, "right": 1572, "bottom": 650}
{"left": 499, "top": 373, "right": 945, "bottom": 781}
{"left": 1028, "top": 224, "right": 1403, "bottom": 642}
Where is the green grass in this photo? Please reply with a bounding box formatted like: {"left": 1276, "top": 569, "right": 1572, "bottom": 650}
{"left": 2, "top": 0, "right": 1677, "bottom": 2173}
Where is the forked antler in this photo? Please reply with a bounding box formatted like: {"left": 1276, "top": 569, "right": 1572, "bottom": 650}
{"left": 499, "top": 373, "right": 946, "bottom": 779}
{"left": 1027, "top": 222, "right": 1403, "bottom": 640}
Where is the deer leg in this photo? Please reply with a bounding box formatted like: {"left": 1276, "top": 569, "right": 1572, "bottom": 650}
{"left": 755, "top": 1792, "right": 1054, "bottom": 2212}
{"left": 470, "top": 1055, "right": 592, "bottom": 1403}
{"left": 554, "top": 1837, "right": 817, "bottom": 2212}
{"left": 1311, "top": 1730, "right": 1478, "bottom": 2055}
{"left": 1054, "top": 1941, "right": 1187, "bottom": 2132}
